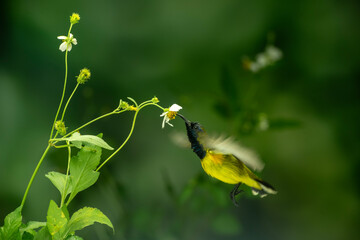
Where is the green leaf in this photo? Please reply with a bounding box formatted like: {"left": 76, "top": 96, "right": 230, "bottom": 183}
{"left": 33, "top": 227, "right": 51, "bottom": 240}
{"left": 46, "top": 200, "right": 68, "bottom": 239}
{"left": 0, "top": 206, "right": 22, "bottom": 240}
{"left": 66, "top": 146, "right": 101, "bottom": 204}
{"left": 60, "top": 207, "right": 113, "bottom": 238}
{"left": 64, "top": 132, "right": 114, "bottom": 150}
{"left": 45, "top": 172, "right": 72, "bottom": 199}
{"left": 71, "top": 141, "right": 82, "bottom": 149}
{"left": 20, "top": 221, "right": 46, "bottom": 236}
{"left": 61, "top": 206, "right": 70, "bottom": 221}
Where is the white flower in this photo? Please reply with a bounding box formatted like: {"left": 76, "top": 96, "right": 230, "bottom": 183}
{"left": 57, "top": 33, "right": 77, "bottom": 52}
{"left": 265, "top": 45, "right": 283, "bottom": 62}
{"left": 256, "top": 53, "right": 269, "bottom": 68}
{"left": 160, "top": 104, "right": 182, "bottom": 128}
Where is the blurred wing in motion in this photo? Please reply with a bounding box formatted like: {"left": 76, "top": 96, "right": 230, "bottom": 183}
{"left": 205, "top": 136, "right": 264, "bottom": 171}
{"left": 169, "top": 130, "right": 191, "bottom": 148}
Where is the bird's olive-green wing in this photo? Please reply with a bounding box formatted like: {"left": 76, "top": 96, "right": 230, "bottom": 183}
{"left": 204, "top": 136, "right": 264, "bottom": 171}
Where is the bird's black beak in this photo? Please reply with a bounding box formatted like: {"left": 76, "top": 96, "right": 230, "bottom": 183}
{"left": 177, "top": 113, "right": 191, "bottom": 126}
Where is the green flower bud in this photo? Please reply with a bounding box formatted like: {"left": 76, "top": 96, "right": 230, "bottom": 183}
{"left": 70, "top": 13, "right": 80, "bottom": 24}
{"left": 152, "top": 96, "right": 159, "bottom": 104}
{"left": 119, "top": 100, "right": 129, "bottom": 110}
{"left": 55, "top": 120, "right": 67, "bottom": 136}
{"left": 77, "top": 68, "right": 91, "bottom": 84}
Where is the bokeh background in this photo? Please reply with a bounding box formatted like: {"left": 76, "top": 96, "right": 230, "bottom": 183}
{"left": 1, "top": 0, "right": 359, "bottom": 239}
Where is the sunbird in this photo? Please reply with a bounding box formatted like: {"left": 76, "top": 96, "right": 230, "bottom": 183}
{"left": 177, "top": 114, "right": 277, "bottom": 206}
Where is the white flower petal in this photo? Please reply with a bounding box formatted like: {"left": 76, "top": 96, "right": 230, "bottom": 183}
{"left": 249, "top": 62, "right": 260, "bottom": 72}
{"left": 169, "top": 104, "right": 182, "bottom": 112}
{"left": 59, "top": 42, "right": 67, "bottom": 52}
{"left": 266, "top": 46, "right": 282, "bottom": 61}
{"left": 162, "top": 116, "right": 167, "bottom": 128}
{"left": 57, "top": 36, "right": 67, "bottom": 40}
{"left": 69, "top": 33, "right": 73, "bottom": 38}
{"left": 256, "top": 53, "right": 268, "bottom": 67}
{"left": 72, "top": 38, "right": 77, "bottom": 45}
{"left": 67, "top": 44, "right": 73, "bottom": 52}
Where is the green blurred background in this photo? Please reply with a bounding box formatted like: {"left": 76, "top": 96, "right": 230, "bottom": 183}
{"left": 1, "top": 0, "right": 359, "bottom": 239}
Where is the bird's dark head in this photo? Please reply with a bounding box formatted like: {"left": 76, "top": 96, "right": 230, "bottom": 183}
{"left": 177, "top": 114, "right": 205, "bottom": 136}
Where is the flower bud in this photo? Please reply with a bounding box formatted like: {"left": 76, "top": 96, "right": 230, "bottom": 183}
{"left": 152, "top": 96, "right": 159, "bottom": 104}
{"left": 77, "top": 68, "right": 91, "bottom": 84}
{"left": 55, "top": 120, "right": 67, "bottom": 136}
{"left": 70, "top": 13, "right": 80, "bottom": 24}
{"left": 119, "top": 100, "right": 129, "bottom": 110}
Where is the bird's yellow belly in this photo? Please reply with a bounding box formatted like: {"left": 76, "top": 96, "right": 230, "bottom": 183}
{"left": 200, "top": 152, "right": 261, "bottom": 188}
{"left": 201, "top": 154, "right": 240, "bottom": 184}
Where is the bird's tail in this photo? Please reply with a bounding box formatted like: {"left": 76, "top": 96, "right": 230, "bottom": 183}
{"left": 252, "top": 179, "right": 277, "bottom": 198}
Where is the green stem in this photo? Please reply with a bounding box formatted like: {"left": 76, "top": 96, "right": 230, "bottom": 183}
{"left": 60, "top": 82, "right": 80, "bottom": 122}
{"left": 52, "top": 144, "right": 71, "bottom": 149}
{"left": 138, "top": 100, "right": 154, "bottom": 108}
{"left": 60, "top": 141, "right": 71, "bottom": 208}
{"left": 57, "top": 110, "right": 125, "bottom": 141}
{"left": 21, "top": 23, "right": 75, "bottom": 208}
{"left": 96, "top": 103, "right": 164, "bottom": 171}
{"left": 21, "top": 144, "right": 51, "bottom": 207}
{"left": 50, "top": 23, "right": 74, "bottom": 139}
{"left": 96, "top": 112, "right": 138, "bottom": 172}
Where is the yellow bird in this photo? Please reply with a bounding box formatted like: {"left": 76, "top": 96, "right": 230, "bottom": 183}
{"left": 177, "top": 114, "right": 277, "bottom": 206}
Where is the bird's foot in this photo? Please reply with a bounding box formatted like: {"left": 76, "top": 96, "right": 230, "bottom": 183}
{"left": 230, "top": 183, "right": 243, "bottom": 207}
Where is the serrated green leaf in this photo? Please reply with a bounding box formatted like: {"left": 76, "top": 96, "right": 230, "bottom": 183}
{"left": 45, "top": 172, "right": 72, "bottom": 200}
{"left": 33, "top": 227, "right": 51, "bottom": 240}
{"left": 64, "top": 133, "right": 113, "bottom": 150}
{"left": 46, "top": 200, "right": 68, "bottom": 239}
{"left": 0, "top": 206, "right": 22, "bottom": 240}
{"left": 66, "top": 146, "right": 101, "bottom": 204}
{"left": 60, "top": 207, "right": 113, "bottom": 238}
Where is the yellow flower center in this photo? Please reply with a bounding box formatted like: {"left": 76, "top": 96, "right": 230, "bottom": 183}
{"left": 167, "top": 111, "right": 177, "bottom": 120}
